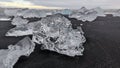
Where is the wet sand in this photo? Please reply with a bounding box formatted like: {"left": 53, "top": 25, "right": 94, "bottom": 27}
{"left": 0, "top": 15, "right": 120, "bottom": 68}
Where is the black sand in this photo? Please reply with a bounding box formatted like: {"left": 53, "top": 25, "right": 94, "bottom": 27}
{"left": 0, "top": 15, "right": 120, "bottom": 68}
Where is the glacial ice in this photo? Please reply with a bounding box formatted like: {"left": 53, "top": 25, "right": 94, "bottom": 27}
{"left": 69, "top": 7, "right": 105, "bottom": 22}
{"left": 5, "top": 22, "right": 35, "bottom": 36}
{"left": 92, "top": 7, "right": 106, "bottom": 17}
{"left": 32, "top": 14, "right": 86, "bottom": 56}
{"left": 11, "top": 16, "right": 29, "bottom": 26}
{"left": 20, "top": 9, "right": 47, "bottom": 18}
{"left": 0, "top": 37, "right": 35, "bottom": 68}
{"left": 53, "top": 9, "right": 72, "bottom": 15}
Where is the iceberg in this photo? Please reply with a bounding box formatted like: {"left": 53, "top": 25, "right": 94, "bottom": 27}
{"left": 0, "top": 37, "right": 35, "bottom": 68}
{"left": 32, "top": 14, "right": 86, "bottom": 56}
{"left": 69, "top": 7, "right": 105, "bottom": 22}
{"left": 11, "top": 16, "right": 29, "bottom": 26}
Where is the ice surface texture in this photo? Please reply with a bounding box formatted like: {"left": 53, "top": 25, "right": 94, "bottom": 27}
{"left": 32, "top": 14, "right": 86, "bottom": 56}
{"left": 69, "top": 7, "right": 105, "bottom": 22}
{"left": 0, "top": 37, "right": 35, "bottom": 68}
{"left": 0, "top": 50, "right": 9, "bottom": 68}
{"left": 11, "top": 16, "right": 29, "bottom": 26}
{"left": 6, "top": 21, "right": 37, "bottom": 36}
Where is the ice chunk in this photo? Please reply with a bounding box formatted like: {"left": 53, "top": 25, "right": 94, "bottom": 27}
{"left": 11, "top": 16, "right": 29, "bottom": 26}
{"left": 69, "top": 7, "right": 105, "bottom": 22}
{"left": 4, "top": 37, "right": 35, "bottom": 68}
{"left": 5, "top": 22, "right": 36, "bottom": 37}
{"left": 78, "top": 7, "right": 88, "bottom": 13}
{"left": 0, "top": 37, "right": 35, "bottom": 68}
{"left": 92, "top": 7, "right": 106, "bottom": 17}
{"left": 32, "top": 14, "right": 86, "bottom": 56}
{"left": 21, "top": 9, "right": 47, "bottom": 18}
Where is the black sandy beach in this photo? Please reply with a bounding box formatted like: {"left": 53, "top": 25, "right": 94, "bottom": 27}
{"left": 0, "top": 15, "right": 120, "bottom": 68}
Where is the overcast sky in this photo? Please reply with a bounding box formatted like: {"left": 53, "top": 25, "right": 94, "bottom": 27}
{"left": 0, "top": 0, "right": 120, "bottom": 9}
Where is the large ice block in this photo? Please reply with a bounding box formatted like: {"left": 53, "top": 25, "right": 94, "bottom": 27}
{"left": 32, "top": 14, "right": 86, "bottom": 56}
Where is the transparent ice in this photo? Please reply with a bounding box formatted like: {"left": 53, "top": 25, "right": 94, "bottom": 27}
{"left": 0, "top": 37, "right": 35, "bottom": 68}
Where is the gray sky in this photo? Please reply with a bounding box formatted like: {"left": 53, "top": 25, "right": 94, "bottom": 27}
{"left": 0, "top": 0, "right": 120, "bottom": 9}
